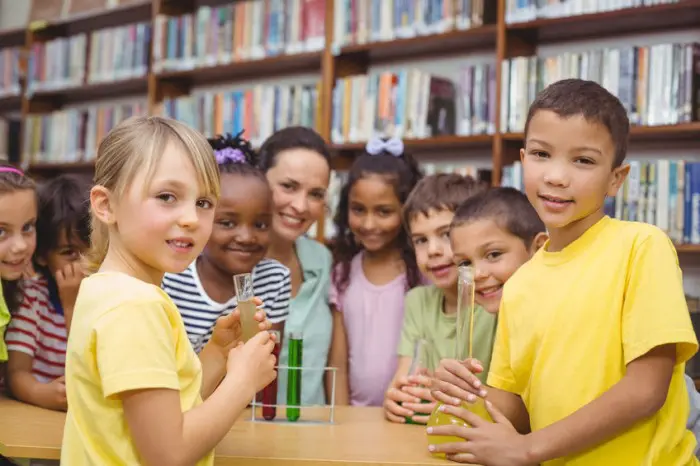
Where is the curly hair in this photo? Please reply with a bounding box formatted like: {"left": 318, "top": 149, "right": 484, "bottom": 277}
{"left": 331, "top": 145, "right": 424, "bottom": 294}
{"left": 208, "top": 131, "right": 265, "bottom": 181}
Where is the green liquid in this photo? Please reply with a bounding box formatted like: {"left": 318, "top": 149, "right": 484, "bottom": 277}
{"left": 286, "top": 336, "right": 303, "bottom": 422}
{"left": 426, "top": 398, "right": 493, "bottom": 459}
{"left": 403, "top": 398, "right": 431, "bottom": 425}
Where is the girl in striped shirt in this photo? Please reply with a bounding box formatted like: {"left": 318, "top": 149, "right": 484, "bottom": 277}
{"left": 5, "top": 174, "right": 91, "bottom": 411}
{"left": 163, "top": 132, "right": 290, "bottom": 353}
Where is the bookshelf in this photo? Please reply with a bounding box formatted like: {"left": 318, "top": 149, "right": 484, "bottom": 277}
{"left": 0, "top": 0, "right": 699, "bottom": 248}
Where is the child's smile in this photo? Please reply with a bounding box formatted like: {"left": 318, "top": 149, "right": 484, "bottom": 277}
{"left": 0, "top": 189, "right": 37, "bottom": 280}
{"left": 203, "top": 174, "right": 272, "bottom": 276}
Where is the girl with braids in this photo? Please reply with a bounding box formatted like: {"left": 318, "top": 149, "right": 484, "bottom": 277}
{"left": 163, "top": 131, "right": 291, "bottom": 353}
{"left": 327, "top": 136, "right": 423, "bottom": 407}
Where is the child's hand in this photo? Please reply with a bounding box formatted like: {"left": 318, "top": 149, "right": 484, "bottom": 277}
{"left": 431, "top": 358, "right": 488, "bottom": 406}
{"left": 427, "top": 400, "right": 535, "bottom": 466}
{"left": 36, "top": 376, "right": 68, "bottom": 412}
{"left": 226, "top": 331, "right": 277, "bottom": 392}
{"left": 384, "top": 375, "right": 421, "bottom": 423}
{"left": 402, "top": 372, "right": 436, "bottom": 423}
{"left": 56, "top": 262, "right": 85, "bottom": 310}
{"left": 209, "top": 297, "right": 269, "bottom": 354}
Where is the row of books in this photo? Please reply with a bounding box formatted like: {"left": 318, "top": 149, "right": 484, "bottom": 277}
{"left": 502, "top": 159, "right": 700, "bottom": 245}
{"left": 331, "top": 0, "right": 496, "bottom": 49}
{"left": 501, "top": 42, "right": 700, "bottom": 134}
{"left": 161, "top": 83, "right": 320, "bottom": 148}
{"left": 0, "top": 47, "right": 21, "bottom": 98}
{"left": 87, "top": 22, "right": 152, "bottom": 84}
{"left": 330, "top": 64, "right": 495, "bottom": 144}
{"left": 153, "top": 0, "right": 326, "bottom": 74}
{"left": 27, "top": 34, "right": 88, "bottom": 94}
{"left": 0, "top": 119, "right": 10, "bottom": 162}
{"left": 26, "top": 21, "right": 152, "bottom": 94}
{"left": 22, "top": 101, "right": 147, "bottom": 165}
{"left": 505, "top": 0, "right": 683, "bottom": 23}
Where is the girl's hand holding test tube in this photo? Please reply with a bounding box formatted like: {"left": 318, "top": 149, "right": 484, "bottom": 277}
{"left": 226, "top": 330, "right": 278, "bottom": 393}
{"left": 207, "top": 297, "right": 271, "bottom": 357}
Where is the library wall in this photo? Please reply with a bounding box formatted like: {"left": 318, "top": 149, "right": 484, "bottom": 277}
{"left": 367, "top": 52, "right": 495, "bottom": 169}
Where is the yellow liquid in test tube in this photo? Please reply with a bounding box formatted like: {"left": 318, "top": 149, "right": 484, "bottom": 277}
{"left": 237, "top": 298, "right": 260, "bottom": 342}
{"left": 426, "top": 265, "right": 493, "bottom": 459}
{"left": 234, "top": 273, "right": 261, "bottom": 342}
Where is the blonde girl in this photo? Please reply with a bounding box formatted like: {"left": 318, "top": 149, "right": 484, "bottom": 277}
{"left": 61, "top": 116, "right": 277, "bottom": 465}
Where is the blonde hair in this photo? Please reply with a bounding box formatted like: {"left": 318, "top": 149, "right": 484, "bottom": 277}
{"left": 84, "top": 116, "right": 220, "bottom": 274}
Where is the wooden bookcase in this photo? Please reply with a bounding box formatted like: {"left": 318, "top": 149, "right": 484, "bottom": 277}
{"left": 2, "top": 0, "right": 700, "bottom": 246}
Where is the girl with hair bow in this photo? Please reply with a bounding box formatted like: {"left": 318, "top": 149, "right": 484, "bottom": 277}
{"left": 326, "top": 136, "right": 424, "bottom": 407}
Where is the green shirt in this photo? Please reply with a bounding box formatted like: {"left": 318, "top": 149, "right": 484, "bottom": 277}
{"left": 276, "top": 235, "right": 333, "bottom": 406}
{"left": 0, "top": 280, "right": 10, "bottom": 361}
{"left": 397, "top": 285, "right": 497, "bottom": 383}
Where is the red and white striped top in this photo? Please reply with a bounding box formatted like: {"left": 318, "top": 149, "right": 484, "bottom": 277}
{"left": 5, "top": 277, "right": 67, "bottom": 383}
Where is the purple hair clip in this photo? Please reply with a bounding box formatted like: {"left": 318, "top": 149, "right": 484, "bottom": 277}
{"left": 215, "top": 147, "right": 246, "bottom": 165}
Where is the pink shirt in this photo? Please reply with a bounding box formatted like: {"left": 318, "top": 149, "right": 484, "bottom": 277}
{"left": 330, "top": 252, "right": 408, "bottom": 407}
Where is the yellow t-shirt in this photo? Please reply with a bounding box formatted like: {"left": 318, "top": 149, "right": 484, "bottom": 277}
{"left": 488, "top": 216, "right": 699, "bottom": 466}
{"left": 61, "top": 272, "right": 213, "bottom": 465}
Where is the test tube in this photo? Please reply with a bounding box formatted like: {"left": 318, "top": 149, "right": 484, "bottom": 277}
{"left": 261, "top": 330, "right": 281, "bottom": 420}
{"left": 404, "top": 338, "right": 433, "bottom": 425}
{"left": 286, "top": 332, "right": 303, "bottom": 422}
{"left": 233, "top": 273, "right": 259, "bottom": 342}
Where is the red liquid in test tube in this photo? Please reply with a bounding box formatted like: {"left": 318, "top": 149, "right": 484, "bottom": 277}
{"left": 261, "top": 330, "right": 281, "bottom": 420}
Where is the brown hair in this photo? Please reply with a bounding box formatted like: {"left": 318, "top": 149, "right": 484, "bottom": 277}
{"left": 524, "top": 78, "right": 630, "bottom": 167}
{"left": 0, "top": 166, "right": 37, "bottom": 313}
{"left": 402, "top": 173, "right": 485, "bottom": 234}
{"left": 451, "top": 187, "right": 546, "bottom": 247}
{"left": 84, "top": 116, "right": 221, "bottom": 273}
{"left": 36, "top": 173, "right": 92, "bottom": 259}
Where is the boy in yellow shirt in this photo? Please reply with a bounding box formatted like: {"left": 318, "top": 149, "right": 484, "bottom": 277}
{"left": 428, "top": 79, "right": 699, "bottom": 465}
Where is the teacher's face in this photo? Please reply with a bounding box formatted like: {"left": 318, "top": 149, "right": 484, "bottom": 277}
{"left": 265, "top": 148, "right": 330, "bottom": 243}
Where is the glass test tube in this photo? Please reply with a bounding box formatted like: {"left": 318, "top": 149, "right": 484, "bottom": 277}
{"left": 286, "top": 331, "right": 303, "bottom": 422}
{"left": 233, "top": 273, "right": 259, "bottom": 343}
{"left": 404, "top": 338, "right": 434, "bottom": 425}
{"left": 261, "top": 330, "right": 281, "bottom": 420}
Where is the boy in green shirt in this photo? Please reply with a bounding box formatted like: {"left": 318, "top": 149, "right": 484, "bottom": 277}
{"left": 383, "top": 173, "right": 496, "bottom": 424}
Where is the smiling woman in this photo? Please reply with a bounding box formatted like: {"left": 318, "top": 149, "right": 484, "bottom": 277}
{"left": 259, "top": 126, "right": 333, "bottom": 407}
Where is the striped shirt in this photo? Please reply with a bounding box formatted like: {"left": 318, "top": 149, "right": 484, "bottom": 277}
{"left": 5, "top": 276, "right": 67, "bottom": 383}
{"left": 162, "top": 259, "right": 291, "bottom": 353}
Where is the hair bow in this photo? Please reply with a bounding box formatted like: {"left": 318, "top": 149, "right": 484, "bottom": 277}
{"left": 365, "top": 137, "right": 404, "bottom": 157}
{"left": 215, "top": 147, "right": 246, "bottom": 165}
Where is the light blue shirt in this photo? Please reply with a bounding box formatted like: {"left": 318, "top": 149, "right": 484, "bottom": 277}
{"left": 276, "top": 235, "right": 333, "bottom": 407}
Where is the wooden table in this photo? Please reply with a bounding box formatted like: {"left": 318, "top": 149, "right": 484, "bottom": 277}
{"left": 0, "top": 396, "right": 449, "bottom": 465}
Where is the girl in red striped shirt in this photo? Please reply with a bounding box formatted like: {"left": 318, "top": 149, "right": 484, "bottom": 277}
{"left": 5, "top": 174, "right": 91, "bottom": 411}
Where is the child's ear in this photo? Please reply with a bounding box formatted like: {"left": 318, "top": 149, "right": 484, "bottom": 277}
{"left": 90, "top": 185, "right": 116, "bottom": 226}
{"left": 35, "top": 255, "right": 47, "bottom": 267}
{"left": 607, "top": 163, "right": 630, "bottom": 197}
{"left": 530, "top": 232, "right": 548, "bottom": 254}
